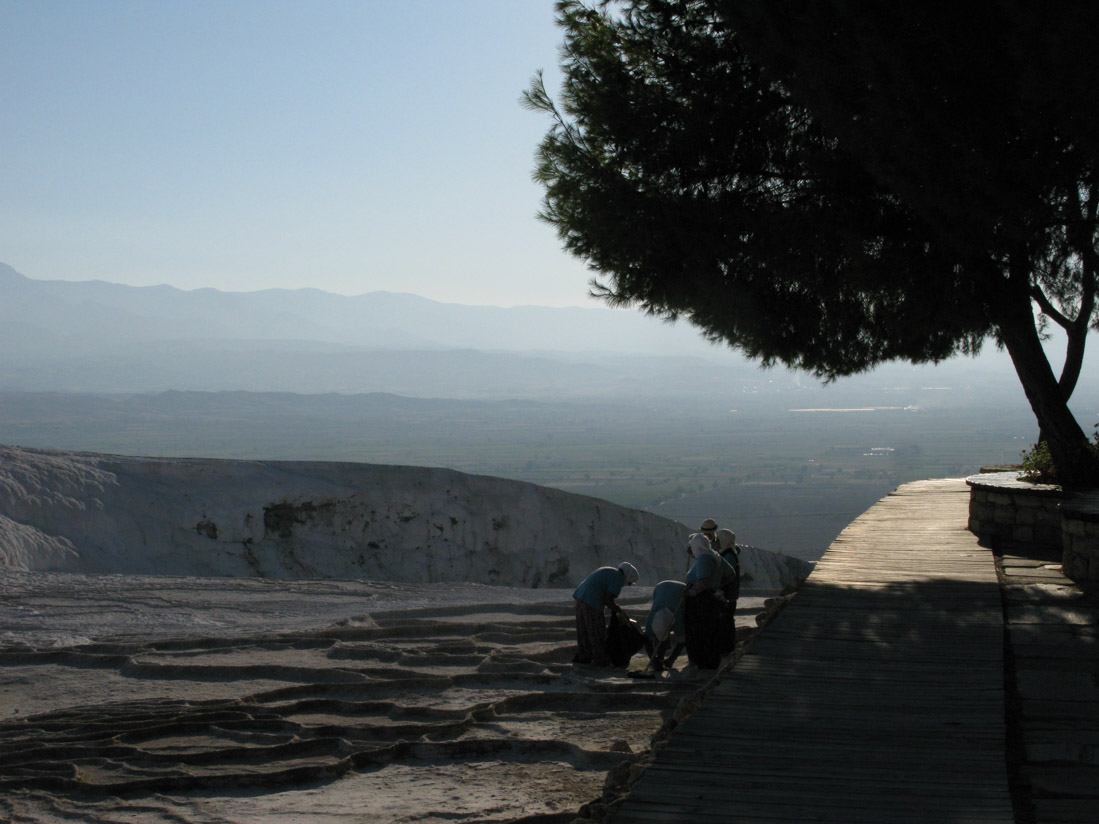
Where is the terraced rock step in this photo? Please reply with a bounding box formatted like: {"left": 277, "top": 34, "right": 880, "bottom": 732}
{"left": 0, "top": 588, "right": 766, "bottom": 822}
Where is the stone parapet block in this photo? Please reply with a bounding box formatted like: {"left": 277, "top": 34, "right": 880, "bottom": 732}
{"left": 1061, "top": 490, "right": 1099, "bottom": 584}
{"left": 968, "top": 472, "right": 1099, "bottom": 583}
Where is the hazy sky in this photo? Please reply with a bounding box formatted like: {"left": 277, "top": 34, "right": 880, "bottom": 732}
{"left": 1, "top": 0, "right": 594, "bottom": 306}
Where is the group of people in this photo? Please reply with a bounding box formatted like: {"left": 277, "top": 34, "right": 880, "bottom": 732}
{"left": 571, "top": 517, "right": 741, "bottom": 672}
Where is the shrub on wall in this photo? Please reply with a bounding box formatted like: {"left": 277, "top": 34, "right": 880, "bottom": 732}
{"left": 1020, "top": 428, "right": 1099, "bottom": 485}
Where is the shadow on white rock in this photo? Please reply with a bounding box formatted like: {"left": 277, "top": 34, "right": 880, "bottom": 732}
{"left": 0, "top": 445, "right": 696, "bottom": 587}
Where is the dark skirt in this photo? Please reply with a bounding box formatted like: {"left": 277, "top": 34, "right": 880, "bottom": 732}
{"left": 717, "top": 597, "right": 738, "bottom": 655}
{"left": 685, "top": 589, "right": 724, "bottom": 669}
{"left": 574, "top": 599, "right": 608, "bottom": 665}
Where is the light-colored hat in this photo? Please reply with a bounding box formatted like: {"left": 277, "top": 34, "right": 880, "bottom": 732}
{"left": 618, "top": 561, "right": 639, "bottom": 586}
{"left": 716, "top": 528, "right": 737, "bottom": 551}
{"left": 700, "top": 518, "right": 718, "bottom": 533}
{"left": 688, "top": 533, "right": 712, "bottom": 558}
{"left": 651, "top": 607, "right": 675, "bottom": 642}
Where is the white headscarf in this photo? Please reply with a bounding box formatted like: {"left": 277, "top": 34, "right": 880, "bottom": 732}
{"left": 617, "top": 561, "right": 639, "bottom": 586}
{"left": 716, "top": 528, "right": 737, "bottom": 552}
{"left": 688, "top": 533, "right": 713, "bottom": 558}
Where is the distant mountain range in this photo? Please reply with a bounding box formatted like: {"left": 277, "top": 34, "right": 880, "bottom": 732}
{"left": 0, "top": 260, "right": 1081, "bottom": 404}
{"left": 0, "top": 261, "right": 756, "bottom": 398}
{"left": 0, "top": 261, "right": 725, "bottom": 357}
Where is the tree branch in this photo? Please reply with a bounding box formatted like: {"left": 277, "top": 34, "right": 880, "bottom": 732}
{"left": 1031, "top": 285, "right": 1072, "bottom": 330}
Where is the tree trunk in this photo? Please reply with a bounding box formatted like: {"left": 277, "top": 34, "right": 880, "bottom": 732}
{"left": 1035, "top": 320, "right": 1089, "bottom": 445}
{"left": 998, "top": 292, "right": 1099, "bottom": 488}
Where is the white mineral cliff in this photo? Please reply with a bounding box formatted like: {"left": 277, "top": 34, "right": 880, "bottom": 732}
{"left": 0, "top": 445, "right": 812, "bottom": 589}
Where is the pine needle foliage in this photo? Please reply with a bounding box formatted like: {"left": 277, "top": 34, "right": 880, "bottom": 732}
{"left": 526, "top": 0, "right": 1099, "bottom": 486}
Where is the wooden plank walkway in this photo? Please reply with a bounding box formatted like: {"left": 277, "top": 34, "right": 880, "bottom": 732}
{"left": 999, "top": 541, "right": 1099, "bottom": 822}
{"left": 614, "top": 478, "right": 1014, "bottom": 823}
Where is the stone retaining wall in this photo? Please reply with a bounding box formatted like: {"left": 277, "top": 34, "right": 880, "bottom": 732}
{"left": 967, "top": 472, "right": 1066, "bottom": 551}
{"left": 967, "top": 471, "right": 1099, "bottom": 583}
{"left": 1061, "top": 495, "right": 1099, "bottom": 582}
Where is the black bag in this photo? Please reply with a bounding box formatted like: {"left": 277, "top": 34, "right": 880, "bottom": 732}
{"left": 605, "top": 609, "right": 646, "bottom": 667}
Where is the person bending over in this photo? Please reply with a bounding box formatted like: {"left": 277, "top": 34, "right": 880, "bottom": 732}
{"left": 643, "top": 579, "right": 687, "bottom": 671}
{"left": 572, "top": 561, "right": 639, "bottom": 667}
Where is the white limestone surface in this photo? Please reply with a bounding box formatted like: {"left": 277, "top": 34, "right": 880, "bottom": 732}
{"left": 0, "top": 444, "right": 812, "bottom": 589}
{"left": 0, "top": 444, "right": 814, "bottom": 824}
{"left": 0, "top": 445, "right": 684, "bottom": 586}
{"left": 0, "top": 570, "right": 776, "bottom": 824}
{"left": 736, "top": 543, "right": 813, "bottom": 589}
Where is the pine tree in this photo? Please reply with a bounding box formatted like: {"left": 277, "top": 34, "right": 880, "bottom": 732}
{"left": 526, "top": 0, "right": 1099, "bottom": 486}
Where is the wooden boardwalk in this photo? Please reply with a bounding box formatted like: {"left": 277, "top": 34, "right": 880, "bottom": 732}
{"left": 614, "top": 478, "right": 1014, "bottom": 823}
{"left": 1000, "top": 539, "right": 1099, "bottom": 822}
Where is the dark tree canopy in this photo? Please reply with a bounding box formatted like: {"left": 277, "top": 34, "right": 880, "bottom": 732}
{"left": 526, "top": 0, "right": 1099, "bottom": 486}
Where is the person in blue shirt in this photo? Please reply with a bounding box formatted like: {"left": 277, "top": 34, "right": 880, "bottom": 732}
{"left": 643, "top": 579, "right": 687, "bottom": 671}
{"left": 685, "top": 533, "right": 725, "bottom": 669}
{"left": 686, "top": 533, "right": 720, "bottom": 593}
{"left": 572, "top": 561, "right": 639, "bottom": 666}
